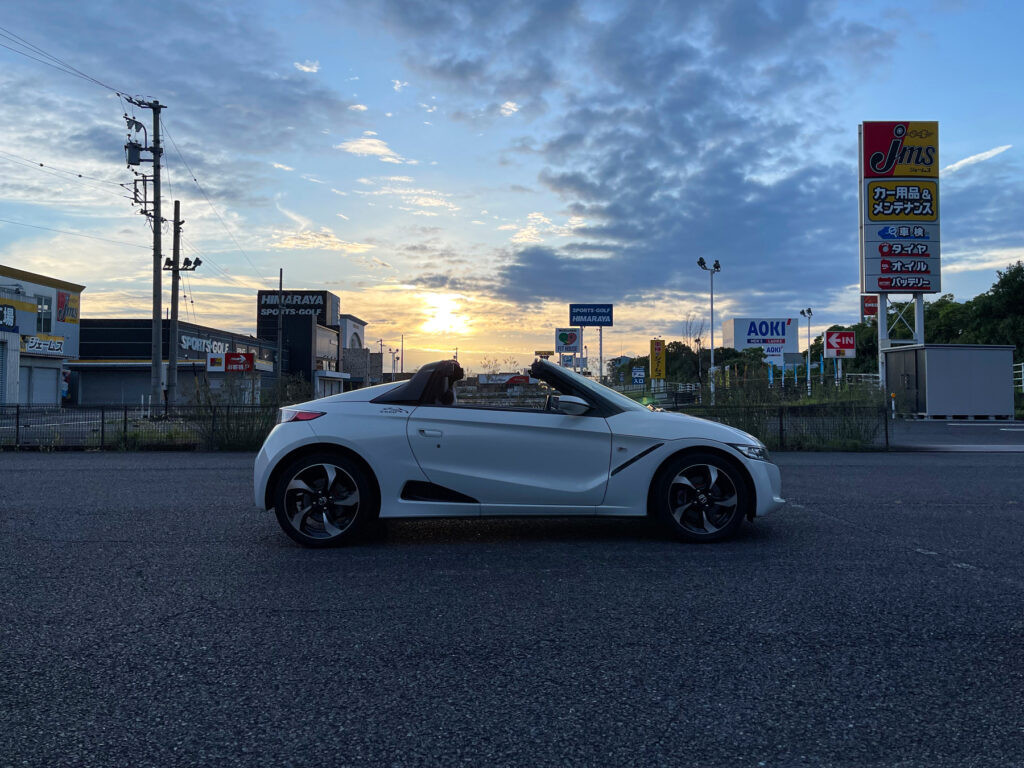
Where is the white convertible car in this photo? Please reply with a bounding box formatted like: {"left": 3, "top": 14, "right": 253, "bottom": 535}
{"left": 254, "top": 358, "right": 784, "bottom": 547}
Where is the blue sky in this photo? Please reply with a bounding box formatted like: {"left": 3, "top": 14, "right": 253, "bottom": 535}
{"left": 1, "top": 0, "right": 1021, "bottom": 371}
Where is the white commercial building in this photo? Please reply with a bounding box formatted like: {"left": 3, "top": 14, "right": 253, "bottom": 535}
{"left": 0, "top": 264, "right": 85, "bottom": 405}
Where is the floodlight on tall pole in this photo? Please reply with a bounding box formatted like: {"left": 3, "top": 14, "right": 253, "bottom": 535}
{"left": 697, "top": 257, "right": 721, "bottom": 405}
{"left": 800, "top": 308, "right": 813, "bottom": 396}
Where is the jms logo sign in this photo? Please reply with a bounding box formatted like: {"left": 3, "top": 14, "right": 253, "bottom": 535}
{"left": 863, "top": 121, "right": 938, "bottom": 179}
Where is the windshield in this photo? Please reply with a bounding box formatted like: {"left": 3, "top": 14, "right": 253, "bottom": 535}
{"left": 537, "top": 360, "right": 650, "bottom": 413}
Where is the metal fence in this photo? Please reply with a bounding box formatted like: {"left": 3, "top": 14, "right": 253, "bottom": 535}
{"left": 678, "top": 403, "right": 889, "bottom": 451}
{"left": 0, "top": 402, "right": 890, "bottom": 452}
{"left": 0, "top": 405, "right": 278, "bottom": 451}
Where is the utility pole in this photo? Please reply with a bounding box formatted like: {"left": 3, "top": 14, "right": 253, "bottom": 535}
{"left": 162, "top": 202, "right": 198, "bottom": 410}
{"left": 277, "top": 268, "right": 284, "bottom": 390}
{"left": 124, "top": 98, "right": 164, "bottom": 407}
{"left": 168, "top": 201, "right": 182, "bottom": 408}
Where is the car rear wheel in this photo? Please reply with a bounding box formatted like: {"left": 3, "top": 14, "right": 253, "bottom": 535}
{"left": 273, "top": 453, "right": 376, "bottom": 548}
{"left": 652, "top": 453, "right": 750, "bottom": 542}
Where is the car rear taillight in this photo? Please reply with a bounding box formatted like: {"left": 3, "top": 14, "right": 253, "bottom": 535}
{"left": 277, "top": 409, "right": 325, "bottom": 425}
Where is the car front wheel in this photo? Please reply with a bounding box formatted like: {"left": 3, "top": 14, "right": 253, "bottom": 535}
{"left": 273, "top": 453, "right": 376, "bottom": 547}
{"left": 652, "top": 453, "right": 750, "bottom": 542}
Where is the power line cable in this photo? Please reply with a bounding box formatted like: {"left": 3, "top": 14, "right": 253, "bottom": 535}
{"left": 0, "top": 149, "right": 125, "bottom": 186}
{"left": 0, "top": 217, "right": 150, "bottom": 249}
{"left": 162, "top": 119, "right": 268, "bottom": 283}
{"left": 0, "top": 24, "right": 127, "bottom": 94}
{"left": 0, "top": 153, "right": 129, "bottom": 200}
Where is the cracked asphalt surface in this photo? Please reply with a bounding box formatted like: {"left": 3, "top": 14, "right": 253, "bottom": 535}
{"left": 1, "top": 451, "right": 1022, "bottom": 767}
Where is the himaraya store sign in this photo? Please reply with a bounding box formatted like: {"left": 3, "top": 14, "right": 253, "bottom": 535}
{"left": 569, "top": 304, "right": 613, "bottom": 327}
{"left": 860, "top": 121, "right": 940, "bottom": 293}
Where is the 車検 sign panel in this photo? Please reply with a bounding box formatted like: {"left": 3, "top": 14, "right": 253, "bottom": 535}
{"left": 569, "top": 304, "right": 613, "bottom": 327}
{"left": 825, "top": 331, "right": 856, "bottom": 359}
{"left": 555, "top": 328, "right": 581, "bottom": 354}
{"left": 861, "top": 294, "right": 878, "bottom": 317}
{"left": 859, "top": 121, "right": 940, "bottom": 293}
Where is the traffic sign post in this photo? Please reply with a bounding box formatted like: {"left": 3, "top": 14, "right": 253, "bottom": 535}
{"left": 825, "top": 331, "right": 855, "bottom": 383}
{"left": 824, "top": 331, "right": 856, "bottom": 359}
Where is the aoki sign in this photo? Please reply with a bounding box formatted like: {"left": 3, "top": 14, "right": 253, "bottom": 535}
{"left": 722, "top": 318, "right": 799, "bottom": 367}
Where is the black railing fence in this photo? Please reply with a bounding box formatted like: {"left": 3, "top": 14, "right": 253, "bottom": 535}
{"left": 0, "top": 402, "right": 889, "bottom": 452}
{"left": 0, "top": 405, "right": 278, "bottom": 451}
{"left": 678, "top": 403, "right": 889, "bottom": 451}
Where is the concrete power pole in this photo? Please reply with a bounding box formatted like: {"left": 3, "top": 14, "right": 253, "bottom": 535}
{"left": 149, "top": 101, "right": 163, "bottom": 406}
{"left": 167, "top": 200, "right": 182, "bottom": 408}
{"left": 277, "top": 268, "right": 284, "bottom": 391}
{"left": 126, "top": 97, "right": 165, "bottom": 406}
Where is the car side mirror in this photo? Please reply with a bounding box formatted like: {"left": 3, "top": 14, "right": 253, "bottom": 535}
{"left": 556, "top": 395, "right": 590, "bottom": 416}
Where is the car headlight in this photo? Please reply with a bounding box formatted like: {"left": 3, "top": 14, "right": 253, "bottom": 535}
{"left": 730, "top": 443, "right": 770, "bottom": 461}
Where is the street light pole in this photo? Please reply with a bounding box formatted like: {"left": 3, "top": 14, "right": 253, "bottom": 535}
{"left": 800, "top": 308, "right": 813, "bottom": 397}
{"left": 697, "top": 258, "right": 721, "bottom": 405}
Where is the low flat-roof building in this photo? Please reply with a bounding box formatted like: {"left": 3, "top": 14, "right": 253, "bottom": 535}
{"left": 0, "top": 264, "right": 85, "bottom": 405}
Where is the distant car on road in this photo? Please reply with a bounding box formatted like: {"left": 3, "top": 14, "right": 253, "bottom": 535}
{"left": 254, "top": 358, "right": 784, "bottom": 547}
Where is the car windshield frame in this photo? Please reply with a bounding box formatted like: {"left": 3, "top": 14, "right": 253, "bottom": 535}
{"left": 529, "top": 358, "right": 650, "bottom": 415}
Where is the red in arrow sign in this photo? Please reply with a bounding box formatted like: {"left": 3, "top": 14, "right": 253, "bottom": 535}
{"left": 826, "top": 332, "right": 854, "bottom": 349}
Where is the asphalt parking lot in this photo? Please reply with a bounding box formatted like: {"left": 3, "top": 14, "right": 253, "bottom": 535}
{"left": 1, "top": 450, "right": 1022, "bottom": 768}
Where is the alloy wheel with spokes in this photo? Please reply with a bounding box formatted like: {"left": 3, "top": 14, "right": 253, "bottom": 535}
{"left": 653, "top": 453, "right": 749, "bottom": 542}
{"left": 273, "top": 453, "right": 375, "bottom": 547}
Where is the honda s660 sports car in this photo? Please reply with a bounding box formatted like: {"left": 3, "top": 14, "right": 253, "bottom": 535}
{"left": 254, "top": 358, "right": 784, "bottom": 547}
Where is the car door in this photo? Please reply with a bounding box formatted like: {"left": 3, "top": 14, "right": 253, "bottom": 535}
{"left": 406, "top": 404, "right": 612, "bottom": 513}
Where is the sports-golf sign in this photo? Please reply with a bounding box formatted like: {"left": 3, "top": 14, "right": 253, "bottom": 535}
{"left": 555, "top": 328, "right": 581, "bottom": 354}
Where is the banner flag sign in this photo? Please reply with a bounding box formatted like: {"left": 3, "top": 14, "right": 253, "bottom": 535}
{"left": 859, "top": 121, "right": 940, "bottom": 293}
{"left": 649, "top": 339, "right": 666, "bottom": 379}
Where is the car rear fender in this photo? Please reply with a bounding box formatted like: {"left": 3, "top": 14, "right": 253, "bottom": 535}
{"left": 263, "top": 441, "right": 381, "bottom": 513}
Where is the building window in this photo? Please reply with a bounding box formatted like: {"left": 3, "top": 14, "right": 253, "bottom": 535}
{"left": 35, "top": 295, "right": 52, "bottom": 333}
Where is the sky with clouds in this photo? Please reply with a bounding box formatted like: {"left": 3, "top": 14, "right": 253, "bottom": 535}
{"left": 1, "top": 0, "right": 1021, "bottom": 371}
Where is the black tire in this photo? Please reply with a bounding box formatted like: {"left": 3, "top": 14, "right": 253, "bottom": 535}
{"left": 652, "top": 452, "right": 750, "bottom": 542}
{"left": 273, "top": 452, "right": 377, "bottom": 548}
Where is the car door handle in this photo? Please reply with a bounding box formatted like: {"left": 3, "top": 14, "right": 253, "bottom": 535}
{"left": 418, "top": 429, "right": 443, "bottom": 438}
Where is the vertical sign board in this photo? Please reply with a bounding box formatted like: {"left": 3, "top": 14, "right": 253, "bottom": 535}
{"left": 859, "top": 122, "right": 940, "bottom": 293}
{"left": 569, "top": 304, "right": 613, "bottom": 380}
{"left": 861, "top": 294, "right": 879, "bottom": 317}
{"left": 631, "top": 366, "right": 645, "bottom": 386}
{"left": 649, "top": 339, "right": 666, "bottom": 379}
{"left": 554, "top": 328, "right": 581, "bottom": 354}
{"left": 824, "top": 331, "right": 856, "bottom": 358}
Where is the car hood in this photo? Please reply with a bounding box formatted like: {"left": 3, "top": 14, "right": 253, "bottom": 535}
{"left": 607, "top": 409, "right": 763, "bottom": 447}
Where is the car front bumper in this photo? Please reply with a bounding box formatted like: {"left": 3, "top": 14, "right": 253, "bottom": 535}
{"left": 750, "top": 458, "right": 785, "bottom": 517}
